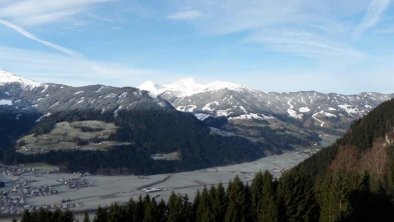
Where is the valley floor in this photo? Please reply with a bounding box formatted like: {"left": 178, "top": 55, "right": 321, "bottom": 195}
{"left": 0, "top": 150, "right": 313, "bottom": 221}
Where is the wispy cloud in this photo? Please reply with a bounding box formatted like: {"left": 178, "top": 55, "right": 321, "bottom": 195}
{"left": 248, "top": 28, "right": 365, "bottom": 60}
{"left": 165, "top": 0, "right": 371, "bottom": 61}
{"left": 354, "top": 0, "right": 391, "bottom": 38}
{"left": 0, "top": 0, "right": 110, "bottom": 26}
{"left": 0, "top": 18, "right": 82, "bottom": 58}
{"left": 167, "top": 10, "right": 203, "bottom": 21}
{"left": 0, "top": 47, "right": 171, "bottom": 87}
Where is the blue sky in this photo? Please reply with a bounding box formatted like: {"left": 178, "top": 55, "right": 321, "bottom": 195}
{"left": 0, "top": 0, "right": 393, "bottom": 94}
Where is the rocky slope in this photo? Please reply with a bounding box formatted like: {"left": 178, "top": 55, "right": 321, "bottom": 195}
{"left": 139, "top": 78, "right": 393, "bottom": 146}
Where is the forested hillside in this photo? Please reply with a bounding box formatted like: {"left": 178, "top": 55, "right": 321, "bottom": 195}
{"left": 3, "top": 109, "right": 265, "bottom": 174}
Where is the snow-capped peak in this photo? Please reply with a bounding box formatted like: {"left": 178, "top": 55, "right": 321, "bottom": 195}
{"left": 139, "top": 78, "right": 247, "bottom": 97}
{"left": 138, "top": 81, "right": 162, "bottom": 96}
{"left": 0, "top": 69, "right": 43, "bottom": 89}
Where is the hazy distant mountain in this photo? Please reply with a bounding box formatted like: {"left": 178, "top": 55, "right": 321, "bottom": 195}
{"left": 139, "top": 78, "right": 394, "bottom": 145}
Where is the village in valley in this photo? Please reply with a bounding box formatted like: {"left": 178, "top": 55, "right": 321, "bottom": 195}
{"left": 0, "top": 150, "right": 312, "bottom": 219}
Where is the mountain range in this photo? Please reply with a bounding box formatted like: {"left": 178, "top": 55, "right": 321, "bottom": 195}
{"left": 139, "top": 78, "right": 394, "bottom": 146}
{"left": 1, "top": 69, "right": 393, "bottom": 174}
{"left": 0, "top": 70, "right": 265, "bottom": 174}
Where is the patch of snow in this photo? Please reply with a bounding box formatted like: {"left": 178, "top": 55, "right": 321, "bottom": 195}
{"left": 323, "top": 112, "right": 336, "bottom": 118}
{"left": 186, "top": 105, "right": 197, "bottom": 112}
{"left": 229, "top": 113, "right": 263, "bottom": 120}
{"left": 119, "top": 92, "right": 128, "bottom": 98}
{"left": 95, "top": 86, "right": 106, "bottom": 93}
{"left": 74, "top": 91, "right": 84, "bottom": 95}
{"left": 216, "top": 109, "right": 232, "bottom": 117}
{"left": 105, "top": 93, "right": 117, "bottom": 98}
{"left": 49, "top": 101, "right": 59, "bottom": 108}
{"left": 114, "top": 105, "right": 123, "bottom": 118}
{"left": 287, "top": 99, "right": 303, "bottom": 119}
{"left": 40, "top": 85, "right": 49, "bottom": 93}
{"left": 76, "top": 97, "right": 85, "bottom": 104}
{"left": 194, "top": 113, "right": 211, "bottom": 121}
{"left": 158, "top": 101, "right": 167, "bottom": 107}
{"left": 35, "top": 112, "right": 51, "bottom": 123}
{"left": 312, "top": 112, "right": 325, "bottom": 127}
{"left": 0, "top": 99, "right": 12, "bottom": 105}
{"left": 328, "top": 107, "right": 336, "bottom": 111}
{"left": 202, "top": 101, "right": 219, "bottom": 111}
{"left": 338, "top": 104, "right": 359, "bottom": 116}
{"left": 176, "top": 106, "right": 186, "bottom": 112}
{"left": 299, "top": 107, "right": 310, "bottom": 113}
{"left": 239, "top": 106, "right": 248, "bottom": 114}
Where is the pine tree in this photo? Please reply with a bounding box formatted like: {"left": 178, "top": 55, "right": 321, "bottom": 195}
{"left": 21, "top": 210, "right": 31, "bottom": 222}
{"left": 192, "top": 190, "right": 201, "bottom": 221}
{"left": 243, "top": 184, "right": 252, "bottom": 222}
{"left": 94, "top": 206, "right": 108, "bottom": 222}
{"left": 319, "top": 172, "right": 360, "bottom": 222}
{"left": 52, "top": 209, "right": 62, "bottom": 222}
{"left": 196, "top": 186, "right": 214, "bottom": 222}
{"left": 251, "top": 171, "right": 265, "bottom": 221}
{"left": 210, "top": 182, "right": 227, "bottom": 222}
{"left": 157, "top": 199, "right": 167, "bottom": 222}
{"left": 257, "top": 171, "right": 278, "bottom": 222}
{"left": 62, "top": 210, "right": 75, "bottom": 222}
{"left": 278, "top": 171, "right": 318, "bottom": 222}
{"left": 225, "top": 176, "right": 245, "bottom": 222}
{"left": 135, "top": 196, "right": 145, "bottom": 222}
{"left": 83, "top": 211, "right": 90, "bottom": 222}
{"left": 108, "top": 203, "right": 125, "bottom": 222}
{"left": 167, "top": 192, "right": 191, "bottom": 222}
{"left": 126, "top": 198, "right": 137, "bottom": 221}
{"left": 143, "top": 195, "right": 159, "bottom": 222}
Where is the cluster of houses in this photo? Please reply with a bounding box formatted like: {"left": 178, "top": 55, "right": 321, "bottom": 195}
{"left": 0, "top": 165, "right": 90, "bottom": 215}
{"left": 57, "top": 177, "right": 92, "bottom": 189}
{"left": 0, "top": 182, "right": 59, "bottom": 215}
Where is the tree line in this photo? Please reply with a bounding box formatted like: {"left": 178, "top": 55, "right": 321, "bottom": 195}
{"left": 16, "top": 168, "right": 394, "bottom": 222}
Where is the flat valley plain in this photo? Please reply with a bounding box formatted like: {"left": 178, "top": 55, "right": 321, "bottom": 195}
{"left": 0, "top": 150, "right": 311, "bottom": 221}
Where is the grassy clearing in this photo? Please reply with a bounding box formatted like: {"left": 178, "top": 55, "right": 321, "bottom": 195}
{"left": 17, "top": 120, "right": 130, "bottom": 154}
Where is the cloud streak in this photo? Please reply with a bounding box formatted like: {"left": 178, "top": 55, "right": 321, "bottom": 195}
{"left": 0, "top": 0, "right": 110, "bottom": 26}
{"left": 248, "top": 28, "right": 365, "bottom": 60}
{"left": 0, "top": 18, "right": 82, "bottom": 58}
{"left": 166, "top": 0, "right": 371, "bottom": 61}
{"left": 167, "top": 10, "right": 203, "bottom": 21}
{"left": 354, "top": 0, "right": 391, "bottom": 37}
{"left": 0, "top": 47, "right": 169, "bottom": 87}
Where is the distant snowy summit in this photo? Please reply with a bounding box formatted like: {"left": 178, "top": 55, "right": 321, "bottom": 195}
{"left": 138, "top": 78, "right": 248, "bottom": 98}
{"left": 0, "top": 69, "right": 43, "bottom": 89}
{"left": 138, "top": 77, "right": 394, "bottom": 138}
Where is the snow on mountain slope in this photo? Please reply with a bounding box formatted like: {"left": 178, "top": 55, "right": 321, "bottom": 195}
{"left": 0, "top": 70, "right": 174, "bottom": 120}
{"left": 139, "top": 78, "right": 247, "bottom": 98}
{"left": 140, "top": 79, "right": 394, "bottom": 141}
{"left": 0, "top": 69, "right": 43, "bottom": 88}
{"left": 138, "top": 81, "right": 162, "bottom": 96}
